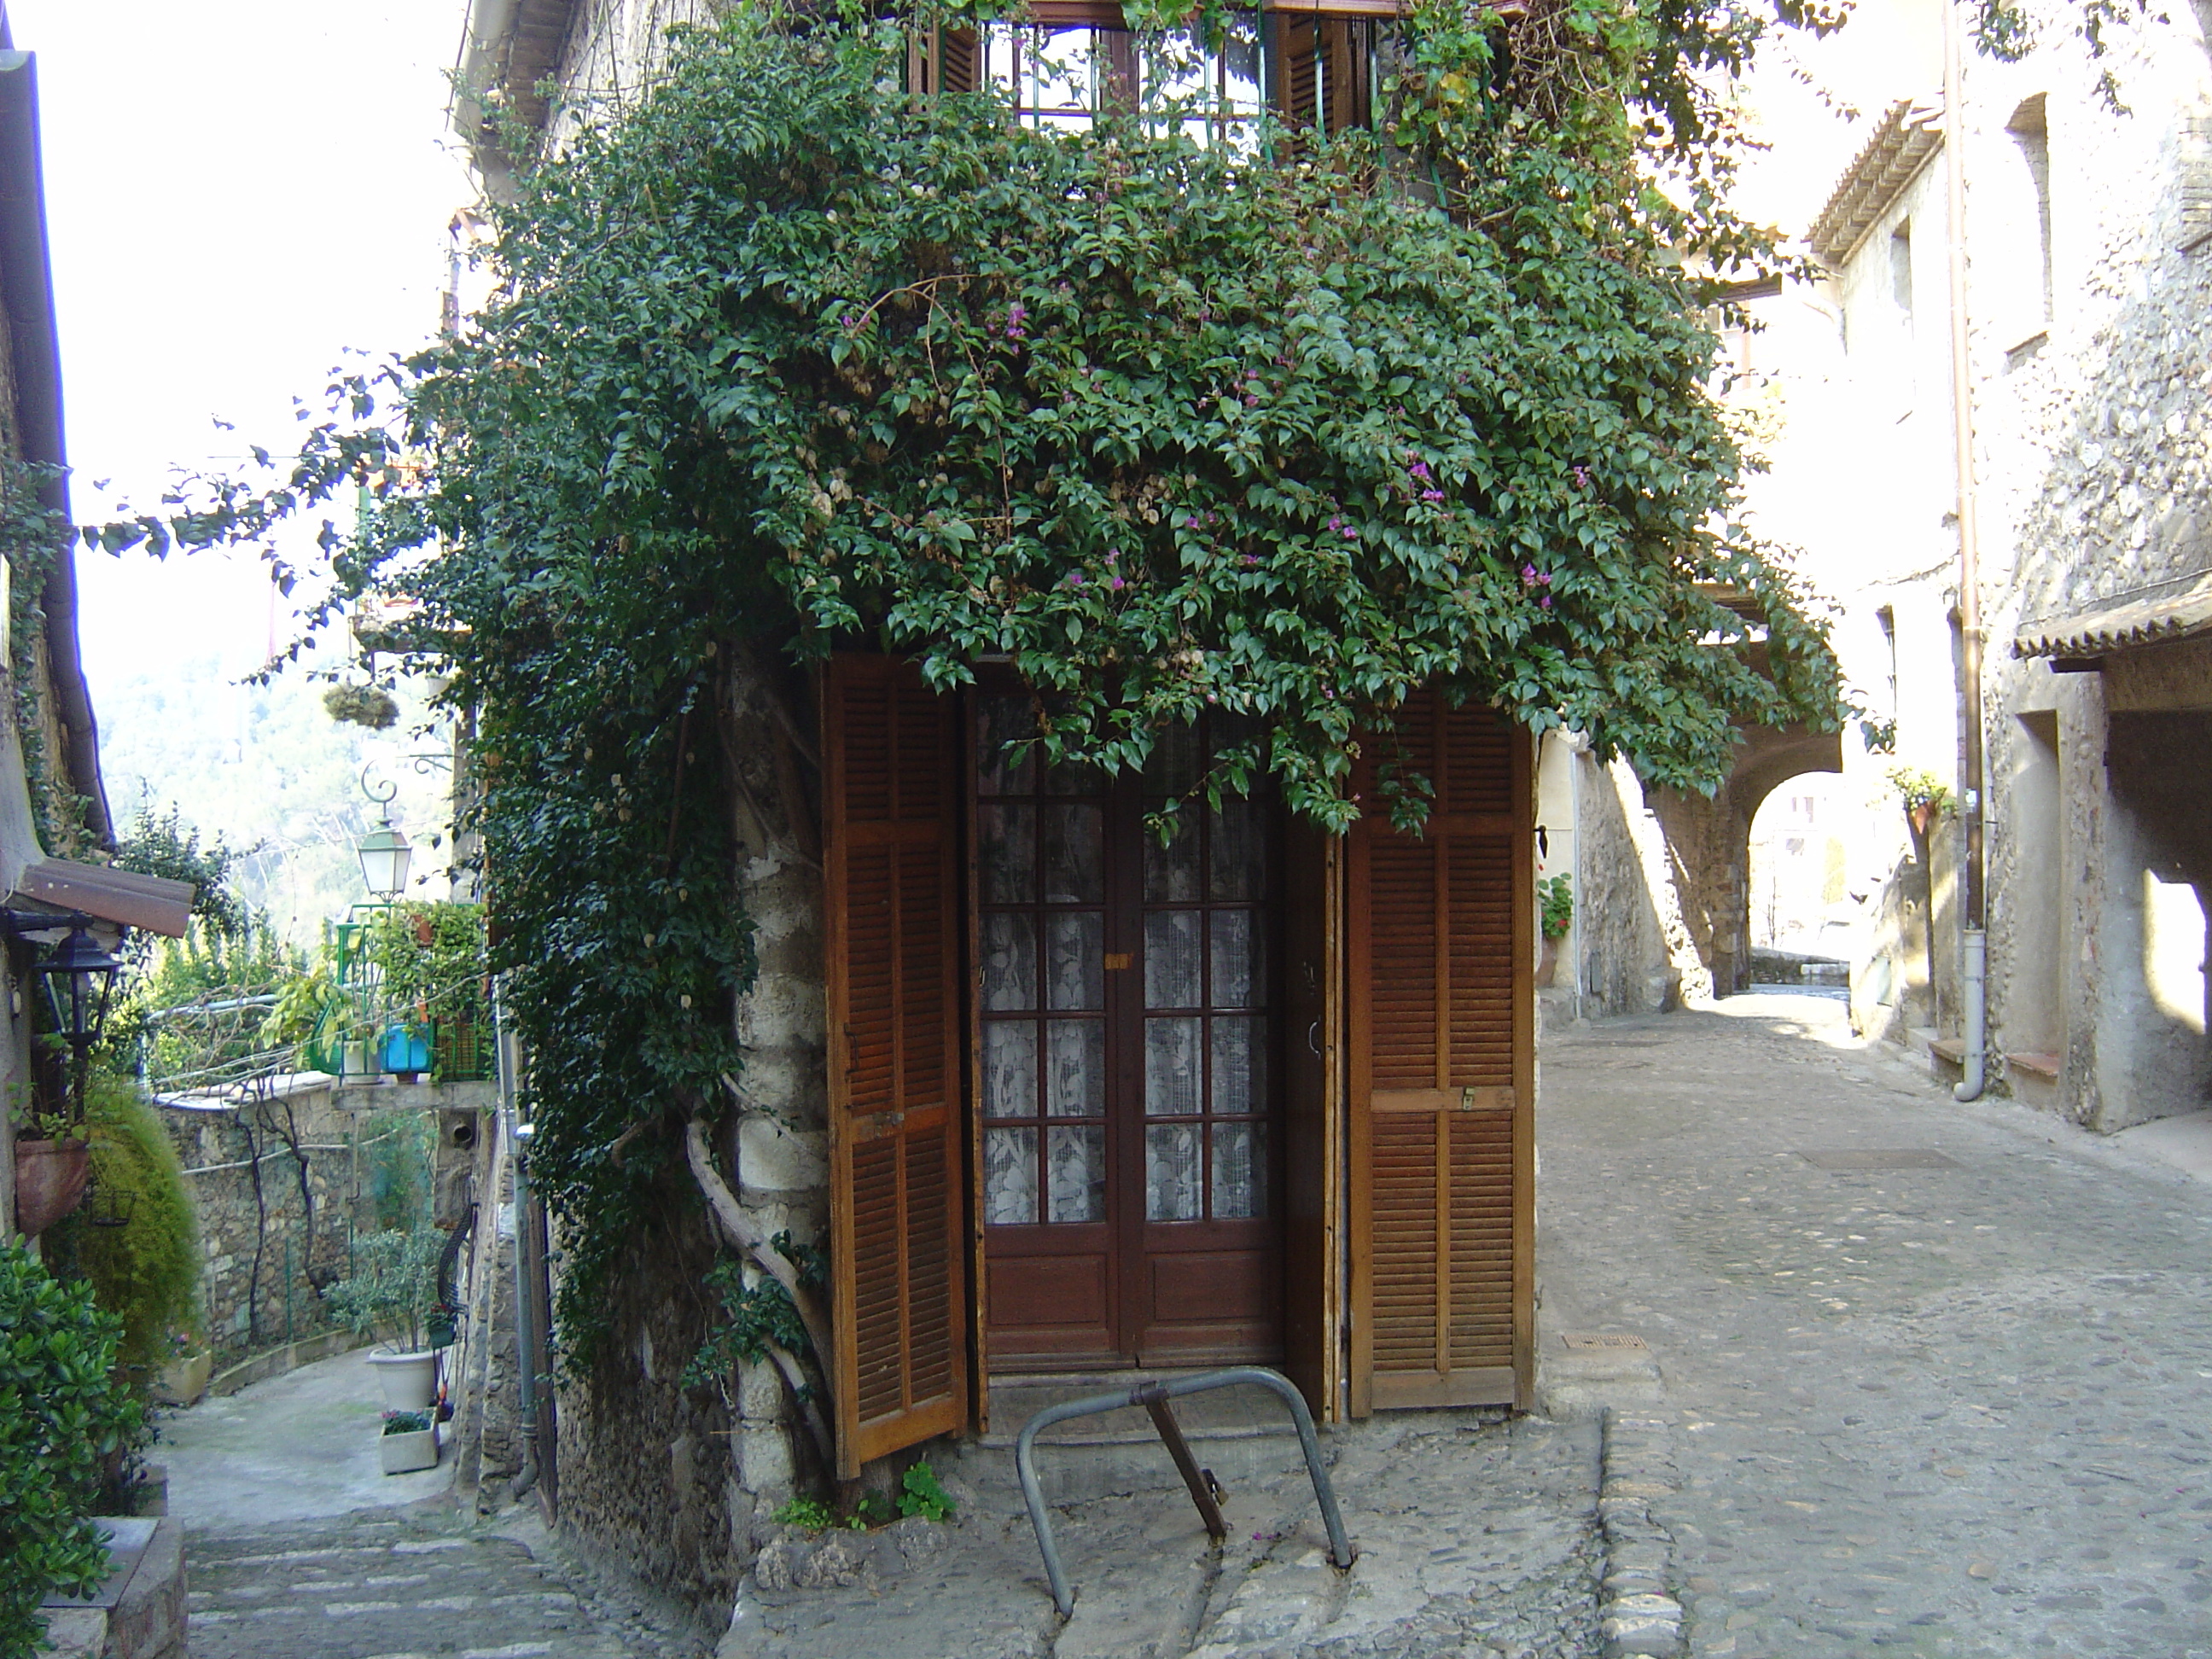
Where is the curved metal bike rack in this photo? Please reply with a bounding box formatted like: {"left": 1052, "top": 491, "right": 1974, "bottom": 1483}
{"left": 1014, "top": 1365, "right": 1354, "bottom": 1617}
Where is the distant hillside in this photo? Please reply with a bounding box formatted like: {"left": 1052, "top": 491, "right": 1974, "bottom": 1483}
{"left": 95, "top": 655, "right": 458, "bottom": 941}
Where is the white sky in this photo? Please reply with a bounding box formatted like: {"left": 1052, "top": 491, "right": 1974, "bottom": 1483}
{"left": 9, "top": 0, "right": 475, "bottom": 690}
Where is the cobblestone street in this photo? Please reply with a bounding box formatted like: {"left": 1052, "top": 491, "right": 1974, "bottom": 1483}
{"left": 185, "top": 1506, "right": 713, "bottom": 1659}
{"left": 1540, "top": 992, "right": 2212, "bottom": 1658}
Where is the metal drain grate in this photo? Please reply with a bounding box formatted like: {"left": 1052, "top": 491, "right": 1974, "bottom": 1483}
{"left": 1559, "top": 1332, "right": 1650, "bottom": 1350}
{"left": 1798, "top": 1149, "right": 1961, "bottom": 1171}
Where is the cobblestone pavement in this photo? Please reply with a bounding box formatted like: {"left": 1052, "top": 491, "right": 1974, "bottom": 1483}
{"left": 1539, "top": 992, "right": 2212, "bottom": 1659}
{"left": 719, "top": 1411, "right": 1600, "bottom": 1659}
{"left": 187, "top": 1504, "right": 715, "bottom": 1659}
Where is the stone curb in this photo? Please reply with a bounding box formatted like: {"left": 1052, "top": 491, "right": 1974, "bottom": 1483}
{"left": 1595, "top": 1408, "right": 1683, "bottom": 1659}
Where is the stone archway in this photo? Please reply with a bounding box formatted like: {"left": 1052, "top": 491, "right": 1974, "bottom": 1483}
{"left": 1648, "top": 723, "right": 1845, "bottom": 998}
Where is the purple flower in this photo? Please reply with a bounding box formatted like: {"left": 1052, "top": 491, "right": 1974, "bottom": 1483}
{"left": 841, "top": 311, "right": 862, "bottom": 329}
{"left": 1409, "top": 460, "right": 1433, "bottom": 480}
{"left": 1539, "top": 571, "right": 1553, "bottom": 585}
{"left": 1342, "top": 524, "right": 1359, "bottom": 539}
{"left": 1109, "top": 574, "right": 1126, "bottom": 591}
{"left": 1522, "top": 564, "right": 1539, "bottom": 585}
{"left": 1067, "top": 573, "right": 1085, "bottom": 587}
{"left": 1185, "top": 515, "right": 1202, "bottom": 529}
{"left": 1572, "top": 464, "right": 1592, "bottom": 488}
{"left": 1328, "top": 516, "right": 1345, "bottom": 533}
{"left": 1240, "top": 553, "right": 1260, "bottom": 568}
{"left": 1421, "top": 488, "right": 1445, "bottom": 504}
{"left": 1540, "top": 594, "right": 1553, "bottom": 608}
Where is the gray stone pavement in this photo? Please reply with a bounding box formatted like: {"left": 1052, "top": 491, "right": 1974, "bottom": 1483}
{"left": 1539, "top": 990, "right": 2212, "bottom": 1659}
{"left": 186, "top": 1506, "right": 713, "bottom": 1658}
{"left": 719, "top": 1412, "right": 1602, "bottom": 1659}
{"left": 157, "top": 1347, "right": 714, "bottom": 1659}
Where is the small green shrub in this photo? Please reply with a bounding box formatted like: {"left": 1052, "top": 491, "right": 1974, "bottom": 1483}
{"left": 0, "top": 1241, "right": 146, "bottom": 1657}
{"left": 897, "top": 1460, "right": 956, "bottom": 1523}
{"left": 381, "top": 1410, "right": 433, "bottom": 1435}
{"left": 1538, "top": 876, "right": 1575, "bottom": 942}
{"left": 74, "top": 1072, "right": 200, "bottom": 1381}
{"left": 325, "top": 1229, "right": 445, "bottom": 1353}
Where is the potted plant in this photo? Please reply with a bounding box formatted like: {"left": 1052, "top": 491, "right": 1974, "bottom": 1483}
{"left": 1536, "top": 875, "right": 1574, "bottom": 987}
{"left": 326, "top": 1229, "right": 445, "bottom": 1411}
{"left": 154, "top": 1329, "right": 212, "bottom": 1407}
{"left": 378, "top": 1408, "right": 439, "bottom": 1475}
{"left": 1887, "top": 765, "right": 1954, "bottom": 843}
{"left": 11, "top": 1104, "right": 90, "bottom": 1237}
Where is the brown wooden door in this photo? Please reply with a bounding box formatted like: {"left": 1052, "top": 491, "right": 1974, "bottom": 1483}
{"left": 823, "top": 655, "right": 969, "bottom": 1479}
{"left": 975, "top": 698, "right": 1285, "bottom": 1370}
{"left": 1347, "top": 692, "right": 1534, "bottom": 1414}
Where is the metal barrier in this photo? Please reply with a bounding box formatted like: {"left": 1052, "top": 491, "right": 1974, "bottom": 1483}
{"left": 1014, "top": 1365, "right": 1354, "bottom": 1617}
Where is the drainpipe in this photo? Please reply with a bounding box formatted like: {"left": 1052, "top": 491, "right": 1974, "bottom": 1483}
{"left": 1941, "top": 0, "right": 1988, "bottom": 1101}
{"left": 497, "top": 991, "right": 539, "bottom": 1500}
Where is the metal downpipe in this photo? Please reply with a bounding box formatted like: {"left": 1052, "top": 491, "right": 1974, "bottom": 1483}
{"left": 1953, "top": 928, "right": 1987, "bottom": 1101}
{"left": 1941, "top": 0, "right": 1989, "bottom": 1098}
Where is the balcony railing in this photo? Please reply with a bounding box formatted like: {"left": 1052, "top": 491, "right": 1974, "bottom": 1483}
{"left": 300, "top": 907, "right": 494, "bottom": 1085}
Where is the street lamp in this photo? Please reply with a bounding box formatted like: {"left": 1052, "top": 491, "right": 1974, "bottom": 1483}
{"left": 0, "top": 910, "right": 124, "bottom": 1124}
{"left": 36, "top": 923, "right": 121, "bottom": 1057}
{"left": 358, "top": 767, "right": 413, "bottom": 900}
{"left": 358, "top": 819, "right": 413, "bottom": 900}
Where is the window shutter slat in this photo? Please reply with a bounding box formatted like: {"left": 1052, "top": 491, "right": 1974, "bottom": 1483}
{"left": 1349, "top": 692, "right": 1531, "bottom": 1414}
{"left": 824, "top": 654, "right": 969, "bottom": 1478}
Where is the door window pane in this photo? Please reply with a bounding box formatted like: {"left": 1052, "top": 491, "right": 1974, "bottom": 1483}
{"left": 1209, "top": 800, "right": 1267, "bottom": 900}
{"left": 1143, "top": 812, "right": 1201, "bottom": 903}
{"left": 1209, "top": 1016, "right": 1267, "bottom": 1115}
{"left": 985, "top": 1127, "right": 1039, "bottom": 1225}
{"left": 981, "top": 912, "right": 1037, "bottom": 1011}
{"left": 1142, "top": 724, "right": 1202, "bottom": 794}
{"left": 1045, "top": 1018, "right": 1104, "bottom": 1117}
{"left": 1145, "top": 1122, "right": 1202, "bottom": 1220}
{"left": 1144, "top": 909, "right": 1202, "bottom": 1008}
{"left": 1210, "top": 1122, "right": 1267, "bottom": 1219}
{"left": 978, "top": 804, "right": 1037, "bottom": 904}
{"left": 1145, "top": 1016, "right": 1202, "bottom": 1116}
{"left": 1047, "top": 1126, "right": 1106, "bottom": 1222}
{"left": 1046, "top": 911, "right": 1105, "bottom": 1010}
{"left": 1042, "top": 803, "right": 1104, "bottom": 902}
{"left": 977, "top": 698, "right": 1037, "bottom": 795}
{"left": 1208, "top": 911, "right": 1261, "bottom": 1008}
{"left": 983, "top": 1022, "right": 1039, "bottom": 1119}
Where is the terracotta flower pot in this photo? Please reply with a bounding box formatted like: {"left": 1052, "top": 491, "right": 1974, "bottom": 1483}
{"left": 13, "top": 1138, "right": 90, "bottom": 1236}
{"left": 1907, "top": 802, "right": 1937, "bottom": 839}
{"left": 1536, "top": 934, "right": 1561, "bottom": 988}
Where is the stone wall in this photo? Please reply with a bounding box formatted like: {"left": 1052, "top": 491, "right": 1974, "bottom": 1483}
{"left": 544, "top": 645, "right": 827, "bottom": 1606}
{"left": 1572, "top": 754, "right": 1687, "bottom": 1018}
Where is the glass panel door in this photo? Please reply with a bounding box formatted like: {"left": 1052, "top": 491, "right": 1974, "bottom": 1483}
{"left": 977, "top": 694, "right": 1284, "bottom": 1369}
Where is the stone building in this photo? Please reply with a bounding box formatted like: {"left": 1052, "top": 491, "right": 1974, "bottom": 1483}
{"left": 1546, "top": 0, "right": 2212, "bottom": 1150}
{"left": 449, "top": 0, "right": 1545, "bottom": 1610}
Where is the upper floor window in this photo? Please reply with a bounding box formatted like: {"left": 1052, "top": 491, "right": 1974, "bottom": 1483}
{"left": 912, "top": 9, "right": 1384, "bottom": 144}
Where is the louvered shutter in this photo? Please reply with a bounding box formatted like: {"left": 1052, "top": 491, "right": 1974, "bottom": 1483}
{"left": 1348, "top": 692, "right": 1533, "bottom": 1413}
{"left": 907, "top": 25, "right": 984, "bottom": 98}
{"left": 824, "top": 654, "right": 968, "bottom": 1478}
{"left": 1271, "top": 14, "right": 1371, "bottom": 135}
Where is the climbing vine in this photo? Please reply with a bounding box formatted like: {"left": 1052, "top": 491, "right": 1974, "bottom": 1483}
{"left": 90, "top": 6, "right": 1869, "bottom": 1364}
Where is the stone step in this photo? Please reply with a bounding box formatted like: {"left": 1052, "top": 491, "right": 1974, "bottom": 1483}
{"left": 946, "top": 1369, "right": 1320, "bottom": 1505}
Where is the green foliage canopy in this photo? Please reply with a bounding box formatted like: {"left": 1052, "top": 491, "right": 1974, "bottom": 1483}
{"left": 90, "top": 12, "right": 1854, "bottom": 1356}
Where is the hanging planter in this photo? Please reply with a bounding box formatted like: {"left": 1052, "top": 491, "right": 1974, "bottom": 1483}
{"left": 13, "top": 1138, "right": 90, "bottom": 1235}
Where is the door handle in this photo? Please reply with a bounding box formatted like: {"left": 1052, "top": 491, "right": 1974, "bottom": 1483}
{"left": 1307, "top": 1021, "right": 1322, "bottom": 1056}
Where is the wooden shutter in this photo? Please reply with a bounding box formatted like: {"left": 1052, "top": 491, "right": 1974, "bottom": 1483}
{"left": 1281, "top": 816, "right": 1344, "bottom": 1422}
{"left": 824, "top": 654, "right": 968, "bottom": 1478}
{"left": 1348, "top": 692, "right": 1533, "bottom": 1414}
{"left": 907, "top": 25, "right": 984, "bottom": 98}
{"left": 1271, "top": 15, "right": 1371, "bottom": 135}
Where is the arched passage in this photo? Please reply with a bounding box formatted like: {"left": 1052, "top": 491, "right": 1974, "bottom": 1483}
{"left": 1648, "top": 723, "right": 1844, "bottom": 998}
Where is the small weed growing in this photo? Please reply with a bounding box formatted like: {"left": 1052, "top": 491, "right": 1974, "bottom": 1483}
{"left": 898, "top": 1460, "right": 956, "bottom": 1522}
{"left": 771, "top": 1496, "right": 835, "bottom": 1532}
